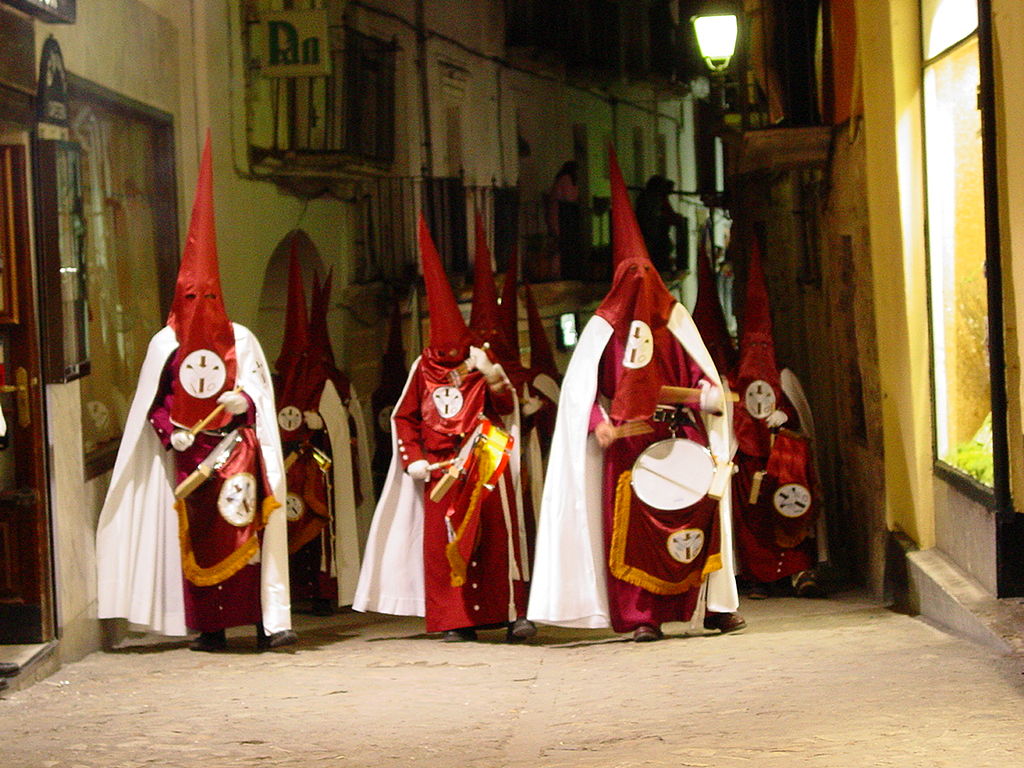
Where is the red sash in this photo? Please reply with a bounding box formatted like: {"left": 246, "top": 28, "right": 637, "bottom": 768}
{"left": 176, "top": 426, "right": 276, "bottom": 586}
{"left": 442, "top": 418, "right": 514, "bottom": 586}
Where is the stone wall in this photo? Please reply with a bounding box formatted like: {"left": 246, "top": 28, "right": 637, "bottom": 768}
{"left": 726, "top": 120, "right": 887, "bottom": 595}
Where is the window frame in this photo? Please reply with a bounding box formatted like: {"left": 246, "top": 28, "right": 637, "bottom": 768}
{"left": 67, "top": 75, "right": 179, "bottom": 479}
{"left": 919, "top": 0, "right": 1004, "bottom": 506}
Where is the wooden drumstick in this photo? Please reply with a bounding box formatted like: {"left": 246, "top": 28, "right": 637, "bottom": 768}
{"left": 188, "top": 385, "right": 244, "bottom": 435}
{"left": 658, "top": 385, "right": 739, "bottom": 406}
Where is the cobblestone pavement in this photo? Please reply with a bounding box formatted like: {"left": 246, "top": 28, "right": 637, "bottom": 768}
{"left": 3, "top": 591, "right": 1023, "bottom": 768}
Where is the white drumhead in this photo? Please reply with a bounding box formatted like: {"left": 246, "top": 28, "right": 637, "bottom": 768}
{"left": 631, "top": 438, "right": 715, "bottom": 510}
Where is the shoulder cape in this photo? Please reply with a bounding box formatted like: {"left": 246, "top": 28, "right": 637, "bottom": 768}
{"left": 96, "top": 324, "right": 290, "bottom": 636}
{"left": 527, "top": 303, "right": 739, "bottom": 628}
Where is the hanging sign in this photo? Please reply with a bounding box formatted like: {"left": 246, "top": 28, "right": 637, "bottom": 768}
{"left": 4, "top": 0, "right": 75, "bottom": 23}
{"left": 36, "top": 36, "right": 69, "bottom": 141}
{"left": 256, "top": 9, "right": 331, "bottom": 78}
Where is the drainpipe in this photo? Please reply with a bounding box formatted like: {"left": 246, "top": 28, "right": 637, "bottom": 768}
{"left": 977, "top": 0, "right": 1020, "bottom": 596}
{"left": 415, "top": 0, "right": 434, "bottom": 177}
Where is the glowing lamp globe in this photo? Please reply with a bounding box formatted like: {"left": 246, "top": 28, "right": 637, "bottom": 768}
{"left": 693, "top": 14, "right": 738, "bottom": 72}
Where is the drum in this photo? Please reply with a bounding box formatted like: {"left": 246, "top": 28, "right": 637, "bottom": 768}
{"left": 630, "top": 438, "right": 716, "bottom": 510}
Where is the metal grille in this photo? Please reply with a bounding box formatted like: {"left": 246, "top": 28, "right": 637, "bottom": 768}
{"left": 351, "top": 177, "right": 520, "bottom": 286}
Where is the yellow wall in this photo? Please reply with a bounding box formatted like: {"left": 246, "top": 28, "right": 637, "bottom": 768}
{"left": 856, "top": 0, "right": 935, "bottom": 547}
{"left": 993, "top": 0, "right": 1024, "bottom": 510}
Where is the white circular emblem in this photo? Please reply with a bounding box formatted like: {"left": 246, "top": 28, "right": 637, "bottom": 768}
{"left": 432, "top": 386, "right": 464, "bottom": 419}
{"left": 773, "top": 483, "right": 811, "bottom": 518}
{"left": 667, "top": 528, "right": 705, "bottom": 563}
{"left": 278, "top": 405, "right": 304, "bottom": 431}
{"left": 744, "top": 379, "right": 777, "bottom": 419}
{"left": 377, "top": 404, "right": 394, "bottom": 434}
{"left": 285, "top": 492, "right": 305, "bottom": 522}
{"left": 217, "top": 472, "right": 257, "bottom": 527}
{"left": 179, "top": 349, "right": 227, "bottom": 399}
{"left": 623, "top": 320, "right": 654, "bottom": 369}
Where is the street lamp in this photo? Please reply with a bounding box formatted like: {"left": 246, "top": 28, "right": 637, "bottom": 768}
{"left": 692, "top": 14, "right": 738, "bottom": 72}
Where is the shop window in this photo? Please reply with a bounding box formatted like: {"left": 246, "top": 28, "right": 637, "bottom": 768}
{"left": 69, "top": 80, "right": 178, "bottom": 477}
{"left": 922, "top": 2, "right": 989, "bottom": 484}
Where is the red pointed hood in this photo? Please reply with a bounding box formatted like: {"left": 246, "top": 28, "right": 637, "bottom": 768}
{"left": 167, "top": 131, "right": 237, "bottom": 430}
{"left": 739, "top": 237, "right": 776, "bottom": 356}
{"left": 420, "top": 213, "right": 470, "bottom": 358}
{"left": 595, "top": 143, "right": 678, "bottom": 422}
{"left": 309, "top": 268, "right": 336, "bottom": 366}
{"left": 497, "top": 245, "right": 521, "bottom": 364}
{"left": 691, "top": 227, "right": 737, "bottom": 380}
{"left": 275, "top": 234, "right": 309, "bottom": 374}
{"left": 469, "top": 214, "right": 502, "bottom": 344}
{"left": 734, "top": 236, "right": 781, "bottom": 457}
{"left": 523, "top": 282, "right": 559, "bottom": 381}
{"left": 310, "top": 268, "right": 351, "bottom": 398}
{"left": 610, "top": 145, "right": 650, "bottom": 269}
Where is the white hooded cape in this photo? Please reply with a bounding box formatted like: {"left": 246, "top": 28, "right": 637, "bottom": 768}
{"left": 96, "top": 324, "right": 290, "bottom": 636}
{"left": 315, "top": 379, "right": 364, "bottom": 606}
{"left": 527, "top": 303, "right": 739, "bottom": 628}
{"left": 352, "top": 350, "right": 523, "bottom": 616}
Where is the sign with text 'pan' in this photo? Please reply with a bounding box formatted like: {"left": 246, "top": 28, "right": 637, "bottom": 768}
{"left": 255, "top": 9, "right": 331, "bottom": 78}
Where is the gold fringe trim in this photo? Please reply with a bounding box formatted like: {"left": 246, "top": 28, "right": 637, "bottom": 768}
{"left": 702, "top": 552, "right": 723, "bottom": 578}
{"left": 177, "top": 495, "right": 280, "bottom": 587}
{"left": 445, "top": 475, "right": 486, "bottom": 588}
{"left": 608, "top": 471, "right": 710, "bottom": 596}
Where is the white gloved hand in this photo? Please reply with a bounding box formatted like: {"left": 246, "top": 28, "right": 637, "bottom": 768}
{"left": 520, "top": 395, "right": 542, "bottom": 417}
{"left": 217, "top": 389, "right": 249, "bottom": 415}
{"left": 698, "top": 380, "right": 724, "bottom": 415}
{"left": 170, "top": 429, "right": 195, "bottom": 452}
{"left": 467, "top": 346, "right": 495, "bottom": 376}
{"left": 304, "top": 410, "right": 324, "bottom": 430}
{"left": 406, "top": 459, "right": 430, "bottom": 481}
{"left": 765, "top": 409, "right": 789, "bottom": 429}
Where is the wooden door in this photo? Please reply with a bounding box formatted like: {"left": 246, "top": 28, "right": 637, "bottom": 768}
{"left": 0, "top": 140, "right": 52, "bottom": 644}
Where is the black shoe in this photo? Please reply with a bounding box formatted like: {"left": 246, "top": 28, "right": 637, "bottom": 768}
{"left": 703, "top": 612, "right": 747, "bottom": 634}
{"left": 189, "top": 630, "right": 227, "bottom": 652}
{"left": 792, "top": 570, "right": 825, "bottom": 598}
{"left": 747, "top": 583, "right": 770, "bottom": 599}
{"left": 632, "top": 624, "right": 663, "bottom": 642}
{"left": 506, "top": 617, "right": 537, "bottom": 643}
{"left": 442, "top": 628, "right": 477, "bottom": 643}
{"left": 256, "top": 628, "right": 299, "bottom": 651}
{"left": 311, "top": 598, "right": 335, "bottom": 616}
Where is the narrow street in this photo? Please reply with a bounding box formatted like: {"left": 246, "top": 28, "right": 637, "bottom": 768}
{"left": 3, "top": 592, "right": 1022, "bottom": 768}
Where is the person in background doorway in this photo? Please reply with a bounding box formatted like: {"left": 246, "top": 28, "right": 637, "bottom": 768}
{"left": 635, "top": 175, "right": 686, "bottom": 274}
{"left": 546, "top": 161, "right": 583, "bottom": 280}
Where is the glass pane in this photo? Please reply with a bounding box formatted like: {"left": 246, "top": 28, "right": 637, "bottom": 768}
{"left": 70, "top": 101, "right": 168, "bottom": 458}
{"left": 54, "top": 141, "right": 89, "bottom": 375}
{"left": 922, "top": 0, "right": 978, "bottom": 60}
{"left": 924, "top": 35, "right": 991, "bottom": 484}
